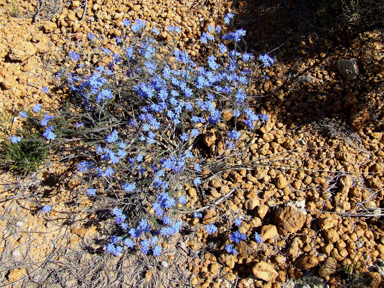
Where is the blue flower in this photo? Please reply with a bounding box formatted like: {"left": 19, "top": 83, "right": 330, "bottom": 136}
{"left": 42, "top": 205, "right": 51, "bottom": 213}
{"left": 110, "top": 236, "right": 122, "bottom": 244}
{"left": 242, "top": 53, "right": 254, "bottom": 61}
{"left": 224, "top": 12, "right": 234, "bottom": 24}
{"left": 88, "top": 32, "right": 95, "bottom": 41}
{"left": 102, "top": 48, "right": 111, "bottom": 55}
{"left": 227, "top": 130, "right": 241, "bottom": 141}
{"left": 141, "top": 240, "right": 150, "bottom": 254}
{"left": 75, "top": 122, "right": 84, "bottom": 127}
{"left": 230, "top": 231, "right": 246, "bottom": 243}
{"left": 153, "top": 203, "right": 164, "bottom": 216}
{"left": 190, "top": 129, "right": 199, "bottom": 137}
{"left": 9, "top": 136, "right": 21, "bottom": 144}
{"left": 259, "top": 54, "right": 274, "bottom": 67}
{"left": 145, "top": 61, "right": 157, "bottom": 74}
{"left": 179, "top": 195, "right": 187, "bottom": 205}
{"left": 152, "top": 27, "right": 160, "bottom": 35}
{"left": 161, "top": 216, "right": 173, "bottom": 225}
{"left": 136, "top": 154, "right": 143, "bottom": 162}
{"left": 233, "top": 218, "right": 242, "bottom": 227}
{"left": 207, "top": 56, "right": 220, "bottom": 70}
{"left": 77, "top": 161, "right": 95, "bottom": 172}
{"left": 126, "top": 47, "right": 135, "bottom": 59}
{"left": 259, "top": 114, "right": 268, "bottom": 123}
{"left": 96, "top": 89, "right": 114, "bottom": 102}
{"left": 153, "top": 246, "right": 162, "bottom": 256}
{"left": 180, "top": 133, "right": 189, "bottom": 142}
{"left": 132, "top": 19, "right": 146, "bottom": 33}
{"left": 194, "top": 212, "right": 202, "bottom": 218}
{"left": 18, "top": 111, "right": 28, "bottom": 118}
{"left": 41, "top": 86, "right": 48, "bottom": 93}
{"left": 106, "top": 243, "right": 123, "bottom": 256}
{"left": 208, "top": 109, "right": 221, "bottom": 124}
{"left": 32, "top": 104, "right": 41, "bottom": 113}
{"left": 113, "top": 208, "right": 126, "bottom": 225}
{"left": 205, "top": 224, "right": 217, "bottom": 235}
{"left": 226, "top": 140, "right": 235, "bottom": 150}
{"left": 43, "top": 126, "right": 56, "bottom": 140}
{"left": 225, "top": 244, "right": 238, "bottom": 255}
{"left": 150, "top": 237, "right": 158, "bottom": 246}
{"left": 117, "top": 149, "right": 127, "bottom": 158}
{"left": 69, "top": 51, "right": 80, "bottom": 61}
{"left": 41, "top": 114, "right": 53, "bottom": 126}
{"left": 194, "top": 163, "right": 201, "bottom": 172}
{"left": 184, "top": 151, "right": 193, "bottom": 159}
{"left": 157, "top": 192, "right": 175, "bottom": 209}
{"left": 97, "top": 166, "right": 114, "bottom": 178}
{"left": 86, "top": 189, "right": 97, "bottom": 196}
{"left": 105, "top": 129, "right": 119, "bottom": 143}
{"left": 123, "top": 19, "right": 131, "bottom": 27}
{"left": 255, "top": 232, "right": 263, "bottom": 244}
{"left": 193, "top": 178, "right": 201, "bottom": 186}
{"left": 124, "top": 238, "right": 135, "bottom": 248}
{"left": 219, "top": 43, "right": 228, "bottom": 54}
{"left": 122, "top": 182, "right": 136, "bottom": 192}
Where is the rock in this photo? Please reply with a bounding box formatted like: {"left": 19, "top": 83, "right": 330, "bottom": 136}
{"left": 318, "top": 214, "right": 339, "bottom": 230}
{"left": 203, "top": 130, "right": 216, "bottom": 147}
{"left": 71, "top": 226, "right": 97, "bottom": 238}
{"left": 339, "top": 175, "right": 353, "bottom": 188}
{"left": 257, "top": 205, "right": 269, "bottom": 219}
{"left": 187, "top": 187, "right": 197, "bottom": 197}
{"left": 202, "top": 210, "right": 217, "bottom": 224}
{"left": 260, "top": 225, "right": 278, "bottom": 241}
{"left": 298, "top": 255, "right": 319, "bottom": 270}
{"left": 318, "top": 257, "right": 337, "bottom": 278}
{"left": 43, "top": 22, "right": 57, "bottom": 33}
{"left": 350, "top": 103, "right": 370, "bottom": 131}
{"left": 343, "top": 92, "right": 358, "bottom": 109}
{"left": 209, "top": 262, "right": 221, "bottom": 275}
{"left": 218, "top": 253, "right": 236, "bottom": 269}
{"left": 0, "top": 43, "right": 9, "bottom": 58}
{"left": 222, "top": 109, "right": 233, "bottom": 121}
{"left": 1, "top": 75, "right": 17, "bottom": 90}
{"left": 336, "top": 59, "right": 359, "bottom": 80}
{"left": 251, "top": 261, "right": 278, "bottom": 282}
{"left": 9, "top": 41, "right": 37, "bottom": 62}
{"left": 274, "top": 206, "right": 306, "bottom": 234}
{"left": 275, "top": 174, "right": 288, "bottom": 189}
{"left": 244, "top": 199, "right": 259, "bottom": 210}
{"left": 366, "top": 272, "right": 381, "bottom": 288}
{"left": 34, "top": 41, "right": 49, "bottom": 53}
{"left": 323, "top": 229, "right": 340, "bottom": 243}
{"left": 7, "top": 267, "right": 27, "bottom": 282}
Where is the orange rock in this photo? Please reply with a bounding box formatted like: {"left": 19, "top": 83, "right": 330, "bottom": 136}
{"left": 7, "top": 267, "right": 27, "bottom": 282}
{"left": 366, "top": 272, "right": 381, "bottom": 288}
{"left": 323, "top": 229, "right": 340, "bottom": 243}
{"left": 318, "top": 257, "right": 337, "bottom": 278}
{"left": 274, "top": 206, "right": 306, "bottom": 234}
{"left": 251, "top": 261, "right": 278, "bottom": 282}
{"left": 260, "top": 225, "right": 278, "bottom": 241}
{"left": 202, "top": 210, "right": 217, "bottom": 224}
{"left": 298, "top": 255, "right": 319, "bottom": 270}
{"left": 9, "top": 41, "right": 37, "bottom": 62}
{"left": 218, "top": 253, "right": 236, "bottom": 269}
{"left": 1, "top": 75, "right": 17, "bottom": 90}
{"left": 43, "top": 22, "right": 57, "bottom": 33}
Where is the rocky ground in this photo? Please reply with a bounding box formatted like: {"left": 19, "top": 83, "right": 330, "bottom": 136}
{"left": 0, "top": 0, "right": 384, "bottom": 287}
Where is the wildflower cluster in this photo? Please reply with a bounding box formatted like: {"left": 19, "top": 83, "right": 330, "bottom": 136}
{"left": 53, "top": 13, "right": 273, "bottom": 257}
